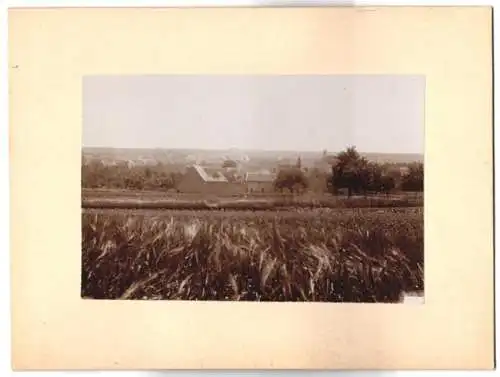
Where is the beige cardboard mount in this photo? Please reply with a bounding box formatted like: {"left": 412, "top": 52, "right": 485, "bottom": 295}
{"left": 9, "top": 6, "right": 494, "bottom": 370}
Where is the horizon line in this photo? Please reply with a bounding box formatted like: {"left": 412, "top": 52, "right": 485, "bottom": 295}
{"left": 82, "top": 146, "right": 424, "bottom": 155}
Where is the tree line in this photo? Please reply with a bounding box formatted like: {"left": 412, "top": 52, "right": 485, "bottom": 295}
{"left": 82, "top": 146, "right": 423, "bottom": 196}
{"left": 274, "top": 147, "right": 423, "bottom": 196}
{"left": 82, "top": 161, "right": 183, "bottom": 190}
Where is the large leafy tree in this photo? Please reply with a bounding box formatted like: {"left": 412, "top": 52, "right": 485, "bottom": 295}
{"left": 329, "top": 146, "right": 399, "bottom": 196}
{"left": 274, "top": 168, "right": 309, "bottom": 194}
{"left": 330, "top": 146, "right": 369, "bottom": 197}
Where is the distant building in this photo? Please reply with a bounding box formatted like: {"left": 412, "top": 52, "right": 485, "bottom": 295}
{"left": 296, "top": 156, "right": 302, "bottom": 168}
{"left": 101, "top": 159, "right": 118, "bottom": 166}
{"left": 384, "top": 165, "right": 410, "bottom": 178}
{"left": 245, "top": 172, "right": 276, "bottom": 193}
{"left": 177, "top": 165, "right": 245, "bottom": 196}
{"left": 176, "top": 165, "right": 278, "bottom": 195}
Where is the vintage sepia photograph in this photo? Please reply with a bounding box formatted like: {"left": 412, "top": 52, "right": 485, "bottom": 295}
{"left": 81, "top": 75, "right": 424, "bottom": 303}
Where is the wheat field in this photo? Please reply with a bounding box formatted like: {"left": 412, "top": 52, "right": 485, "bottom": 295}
{"left": 81, "top": 207, "right": 423, "bottom": 302}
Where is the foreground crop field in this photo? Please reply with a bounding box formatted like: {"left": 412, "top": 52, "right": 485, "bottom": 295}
{"left": 81, "top": 208, "right": 424, "bottom": 302}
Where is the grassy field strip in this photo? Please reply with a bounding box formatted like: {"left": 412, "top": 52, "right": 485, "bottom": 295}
{"left": 83, "top": 207, "right": 422, "bottom": 218}
{"left": 82, "top": 196, "right": 423, "bottom": 210}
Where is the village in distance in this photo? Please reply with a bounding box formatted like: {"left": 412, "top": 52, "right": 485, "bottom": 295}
{"left": 81, "top": 145, "right": 424, "bottom": 303}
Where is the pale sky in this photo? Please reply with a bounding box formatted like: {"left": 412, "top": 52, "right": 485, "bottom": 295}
{"left": 83, "top": 75, "right": 424, "bottom": 153}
